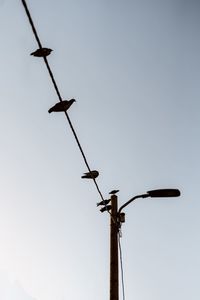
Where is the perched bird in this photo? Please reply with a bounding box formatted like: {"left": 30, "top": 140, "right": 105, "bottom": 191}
{"left": 109, "top": 189, "right": 119, "bottom": 195}
{"left": 100, "top": 205, "right": 112, "bottom": 213}
{"left": 30, "top": 48, "right": 53, "bottom": 57}
{"left": 81, "top": 170, "right": 99, "bottom": 179}
{"left": 97, "top": 199, "right": 111, "bottom": 207}
{"left": 48, "top": 99, "right": 76, "bottom": 113}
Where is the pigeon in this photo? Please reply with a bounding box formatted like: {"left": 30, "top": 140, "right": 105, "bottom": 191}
{"left": 30, "top": 48, "right": 53, "bottom": 57}
{"left": 100, "top": 205, "right": 112, "bottom": 213}
{"left": 81, "top": 170, "right": 99, "bottom": 179}
{"left": 97, "top": 199, "right": 111, "bottom": 207}
{"left": 48, "top": 99, "right": 76, "bottom": 113}
{"left": 109, "top": 190, "right": 119, "bottom": 195}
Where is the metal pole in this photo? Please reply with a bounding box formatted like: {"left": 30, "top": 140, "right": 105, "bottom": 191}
{"left": 110, "top": 194, "right": 119, "bottom": 300}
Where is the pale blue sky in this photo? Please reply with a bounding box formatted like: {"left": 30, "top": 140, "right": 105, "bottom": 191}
{"left": 0, "top": 0, "right": 199, "bottom": 299}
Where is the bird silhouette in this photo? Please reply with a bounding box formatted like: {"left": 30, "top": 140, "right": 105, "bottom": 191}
{"left": 81, "top": 170, "right": 99, "bottom": 179}
{"left": 30, "top": 48, "right": 53, "bottom": 57}
{"left": 109, "top": 190, "right": 119, "bottom": 195}
{"left": 100, "top": 205, "right": 112, "bottom": 213}
{"left": 97, "top": 199, "right": 111, "bottom": 206}
{"left": 48, "top": 99, "right": 76, "bottom": 113}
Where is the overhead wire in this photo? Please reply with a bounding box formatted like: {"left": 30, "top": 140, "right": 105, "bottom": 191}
{"left": 118, "top": 232, "right": 126, "bottom": 300}
{"left": 21, "top": 3, "right": 124, "bottom": 298}
{"left": 21, "top": 0, "right": 106, "bottom": 204}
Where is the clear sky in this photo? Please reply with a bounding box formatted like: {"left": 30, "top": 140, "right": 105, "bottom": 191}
{"left": 0, "top": 0, "right": 199, "bottom": 299}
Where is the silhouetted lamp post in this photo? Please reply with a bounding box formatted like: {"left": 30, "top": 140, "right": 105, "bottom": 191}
{"left": 109, "top": 188, "right": 181, "bottom": 300}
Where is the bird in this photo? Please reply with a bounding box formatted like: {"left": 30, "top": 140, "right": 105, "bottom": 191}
{"left": 100, "top": 205, "right": 112, "bottom": 213}
{"left": 30, "top": 48, "right": 53, "bottom": 57}
{"left": 81, "top": 170, "right": 99, "bottom": 179}
{"left": 109, "top": 189, "right": 119, "bottom": 195}
{"left": 97, "top": 199, "right": 111, "bottom": 207}
{"left": 48, "top": 99, "right": 76, "bottom": 113}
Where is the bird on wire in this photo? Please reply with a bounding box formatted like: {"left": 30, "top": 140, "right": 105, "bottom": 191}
{"left": 100, "top": 205, "right": 112, "bottom": 213}
{"left": 48, "top": 99, "right": 76, "bottom": 113}
{"left": 81, "top": 170, "right": 99, "bottom": 179}
{"left": 30, "top": 48, "right": 53, "bottom": 57}
{"left": 97, "top": 199, "right": 111, "bottom": 206}
{"left": 109, "top": 190, "right": 119, "bottom": 195}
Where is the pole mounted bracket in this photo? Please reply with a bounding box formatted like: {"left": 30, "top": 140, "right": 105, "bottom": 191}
{"left": 118, "top": 212, "right": 125, "bottom": 223}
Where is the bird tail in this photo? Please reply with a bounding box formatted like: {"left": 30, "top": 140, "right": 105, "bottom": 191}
{"left": 81, "top": 175, "right": 88, "bottom": 178}
{"left": 48, "top": 108, "right": 53, "bottom": 113}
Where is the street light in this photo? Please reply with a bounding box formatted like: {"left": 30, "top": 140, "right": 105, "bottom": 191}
{"left": 109, "top": 188, "right": 181, "bottom": 300}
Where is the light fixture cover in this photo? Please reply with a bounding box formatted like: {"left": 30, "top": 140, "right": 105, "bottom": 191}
{"left": 147, "top": 189, "right": 181, "bottom": 198}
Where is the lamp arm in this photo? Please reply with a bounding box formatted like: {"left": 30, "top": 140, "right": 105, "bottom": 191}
{"left": 118, "top": 194, "right": 149, "bottom": 215}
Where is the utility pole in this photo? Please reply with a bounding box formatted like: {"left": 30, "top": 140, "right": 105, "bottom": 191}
{"left": 110, "top": 194, "right": 119, "bottom": 300}
{"left": 98, "top": 188, "right": 180, "bottom": 300}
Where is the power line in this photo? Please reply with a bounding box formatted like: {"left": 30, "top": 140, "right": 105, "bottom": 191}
{"left": 21, "top": 0, "right": 105, "bottom": 203}
{"left": 118, "top": 232, "right": 126, "bottom": 300}
{"left": 21, "top": 4, "right": 124, "bottom": 298}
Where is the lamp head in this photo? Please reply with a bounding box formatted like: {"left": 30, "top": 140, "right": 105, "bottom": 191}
{"left": 147, "top": 189, "right": 181, "bottom": 198}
